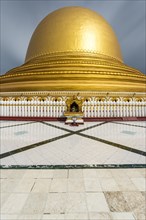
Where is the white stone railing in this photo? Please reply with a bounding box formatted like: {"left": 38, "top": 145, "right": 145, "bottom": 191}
{"left": 82, "top": 101, "right": 146, "bottom": 118}
{"left": 0, "top": 100, "right": 66, "bottom": 117}
{"left": 0, "top": 99, "right": 145, "bottom": 118}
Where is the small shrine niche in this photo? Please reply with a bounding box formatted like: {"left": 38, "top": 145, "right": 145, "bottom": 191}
{"left": 70, "top": 102, "right": 79, "bottom": 112}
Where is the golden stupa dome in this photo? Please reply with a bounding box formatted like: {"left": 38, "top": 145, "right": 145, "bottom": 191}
{"left": 1, "top": 6, "right": 146, "bottom": 93}
{"left": 25, "top": 6, "right": 122, "bottom": 63}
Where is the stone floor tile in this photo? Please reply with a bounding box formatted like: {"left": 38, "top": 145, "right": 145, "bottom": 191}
{"left": 1, "top": 179, "right": 20, "bottom": 193}
{"left": 0, "top": 214, "right": 19, "bottom": 220}
{"left": 1, "top": 170, "right": 26, "bottom": 179}
{"left": 0, "top": 169, "right": 12, "bottom": 179}
{"left": 22, "top": 170, "right": 40, "bottom": 179}
{"left": 130, "top": 177, "right": 146, "bottom": 191}
{"left": 12, "top": 153, "right": 34, "bottom": 166}
{"left": 32, "top": 179, "right": 51, "bottom": 193}
{"left": 21, "top": 193, "right": 47, "bottom": 214}
{"left": 138, "top": 169, "right": 146, "bottom": 178}
{"left": 84, "top": 178, "right": 102, "bottom": 192}
{"left": 114, "top": 176, "right": 138, "bottom": 191}
{"left": 100, "top": 178, "right": 120, "bottom": 191}
{"left": 96, "top": 170, "right": 113, "bottom": 178}
{"left": 89, "top": 212, "right": 112, "bottom": 219}
{"left": 44, "top": 193, "right": 67, "bottom": 214}
{"left": 0, "top": 193, "right": 11, "bottom": 207}
{"left": 42, "top": 214, "right": 65, "bottom": 219}
{"left": 53, "top": 170, "right": 68, "bottom": 178}
{"left": 68, "top": 178, "right": 85, "bottom": 192}
{"left": 17, "top": 214, "right": 42, "bottom": 219}
{"left": 86, "top": 193, "right": 109, "bottom": 212}
{"left": 124, "top": 169, "right": 144, "bottom": 178}
{"left": 69, "top": 169, "right": 83, "bottom": 178}
{"left": 104, "top": 192, "right": 131, "bottom": 212}
{"left": 122, "top": 192, "right": 145, "bottom": 213}
{"left": 111, "top": 212, "right": 135, "bottom": 220}
{"left": 38, "top": 170, "right": 53, "bottom": 179}
{"left": 1, "top": 157, "right": 18, "bottom": 166}
{"left": 0, "top": 178, "right": 5, "bottom": 185}
{"left": 1, "top": 193, "right": 29, "bottom": 214}
{"left": 110, "top": 169, "right": 128, "bottom": 178}
{"left": 83, "top": 169, "right": 97, "bottom": 178}
{"left": 65, "top": 213, "right": 88, "bottom": 220}
{"left": 50, "top": 178, "right": 67, "bottom": 192}
{"left": 10, "top": 170, "right": 27, "bottom": 179}
{"left": 133, "top": 212, "right": 146, "bottom": 220}
{"left": 13, "top": 178, "right": 35, "bottom": 192}
{"left": 141, "top": 191, "right": 146, "bottom": 198}
{"left": 66, "top": 193, "right": 87, "bottom": 213}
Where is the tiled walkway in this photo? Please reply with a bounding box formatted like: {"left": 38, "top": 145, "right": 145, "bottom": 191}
{"left": 0, "top": 120, "right": 146, "bottom": 219}
{"left": 0, "top": 169, "right": 145, "bottom": 220}
{"left": 0, "top": 121, "right": 146, "bottom": 167}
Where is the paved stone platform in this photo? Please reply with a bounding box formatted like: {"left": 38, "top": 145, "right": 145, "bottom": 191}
{"left": 0, "top": 121, "right": 145, "bottom": 219}
{"left": 0, "top": 121, "right": 145, "bottom": 168}
{"left": 0, "top": 169, "right": 146, "bottom": 220}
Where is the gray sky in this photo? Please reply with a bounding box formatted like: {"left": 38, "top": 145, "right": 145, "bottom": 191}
{"left": 1, "top": 0, "right": 145, "bottom": 75}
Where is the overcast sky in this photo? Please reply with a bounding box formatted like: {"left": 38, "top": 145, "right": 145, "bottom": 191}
{"left": 1, "top": 0, "right": 145, "bottom": 75}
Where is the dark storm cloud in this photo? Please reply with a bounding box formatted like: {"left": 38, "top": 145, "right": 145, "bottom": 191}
{"left": 1, "top": 0, "right": 145, "bottom": 74}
